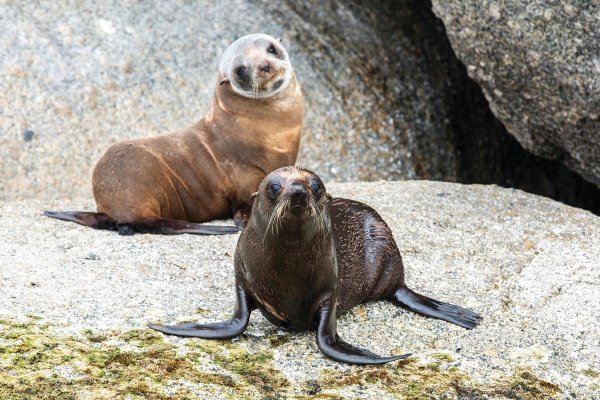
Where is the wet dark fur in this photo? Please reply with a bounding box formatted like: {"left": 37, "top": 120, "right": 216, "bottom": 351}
{"left": 149, "top": 166, "right": 481, "bottom": 364}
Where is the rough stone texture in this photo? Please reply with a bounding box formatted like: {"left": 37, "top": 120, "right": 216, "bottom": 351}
{"left": 2, "top": 0, "right": 598, "bottom": 214}
{"left": 431, "top": 0, "right": 600, "bottom": 187}
{"left": 266, "top": 0, "right": 600, "bottom": 213}
{"left": 1, "top": 0, "right": 459, "bottom": 198}
{"left": 1, "top": 181, "right": 599, "bottom": 398}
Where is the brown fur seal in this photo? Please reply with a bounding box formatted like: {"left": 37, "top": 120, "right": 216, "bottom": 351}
{"left": 150, "top": 166, "right": 481, "bottom": 364}
{"left": 45, "top": 34, "right": 303, "bottom": 235}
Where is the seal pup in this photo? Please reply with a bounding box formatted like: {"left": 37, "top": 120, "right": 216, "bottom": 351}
{"left": 45, "top": 33, "right": 303, "bottom": 235}
{"left": 149, "top": 167, "right": 481, "bottom": 364}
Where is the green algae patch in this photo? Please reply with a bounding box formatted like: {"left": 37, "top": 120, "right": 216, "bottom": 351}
{"left": 486, "top": 368, "right": 561, "bottom": 400}
{"left": 318, "top": 358, "right": 561, "bottom": 399}
{"left": 430, "top": 352, "right": 454, "bottom": 363}
{"left": 581, "top": 368, "right": 599, "bottom": 378}
{"left": 268, "top": 333, "right": 291, "bottom": 348}
{"left": 189, "top": 340, "right": 288, "bottom": 392}
{"left": 0, "top": 318, "right": 287, "bottom": 399}
{"left": 0, "top": 318, "right": 563, "bottom": 399}
{"left": 318, "top": 357, "right": 468, "bottom": 398}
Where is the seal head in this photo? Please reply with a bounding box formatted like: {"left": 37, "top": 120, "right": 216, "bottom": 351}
{"left": 219, "top": 33, "right": 293, "bottom": 99}
{"left": 252, "top": 166, "right": 330, "bottom": 239}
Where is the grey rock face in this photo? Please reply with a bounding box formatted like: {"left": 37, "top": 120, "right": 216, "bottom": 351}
{"left": 1, "top": 0, "right": 466, "bottom": 199}
{"left": 1, "top": 181, "right": 599, "bottom": 397}
{"left": 1, "top": 0, "right": 598, "bottom": 214}
{"left": 432, "top": 0, "right": 600, "bottom": 186}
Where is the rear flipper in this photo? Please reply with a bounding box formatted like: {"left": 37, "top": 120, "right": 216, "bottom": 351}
{"left": 392, "top": 287, "right": 481, "bottom": 329}
{"left": 316, "top": 300, "right": 410, "bottom": 365}
{"left": 148, "top": 285, "right": 254, "bottom": 339}
{"left": 135, "top": 218, "right": 239, "bottom": 235}
{"left": 44, "top": 211, "right": 239, "bottom": 235}
{"left": 44, "top": 211, "right": 116, "bottom": 230}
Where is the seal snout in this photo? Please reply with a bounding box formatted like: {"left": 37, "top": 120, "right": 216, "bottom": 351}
{"left": 258, "top": 62, "right": 271, "bottom": 73}
{"left": 288, "top": 184, "right": 309, "bottom": 215}
{"left": 290, "top": 184, "right": 307, "bottom": 201}
{"left": 221, "top": 34, "right": 293, "bottom": 99}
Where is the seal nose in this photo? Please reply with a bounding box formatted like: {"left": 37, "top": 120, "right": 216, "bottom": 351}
{"left": 259, "top": 63, "right": 271, "bottom": 73}
{"left": 290, "top": 185, "right": 307, "bottom": 201}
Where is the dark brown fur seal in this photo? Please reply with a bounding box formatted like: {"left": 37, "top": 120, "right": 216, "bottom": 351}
{"left": 44, "top": 34, "right": 303, "bottom": 235}
{"left": 150, "top": 166, "right": 481, "bottom": 364}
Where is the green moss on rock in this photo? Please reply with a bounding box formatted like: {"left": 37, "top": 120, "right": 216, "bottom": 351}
{"left": 0, "top": 318, "right": 288, "bottom": 399}
{"left": 319, "top": 358, "right": 561, "bottom": 399}
{"left": 0, "top": 318, "right": 563, "bottom": 399}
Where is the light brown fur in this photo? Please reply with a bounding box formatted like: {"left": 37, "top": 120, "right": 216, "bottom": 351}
{"left": 92, "top": 34, "right": 303, "bottom": 226}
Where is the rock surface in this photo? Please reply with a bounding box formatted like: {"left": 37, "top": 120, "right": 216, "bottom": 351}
{"left": 3, "top": 0, "right": 598, "bottom": 214}
{"left": 1, "top": 0, "right": 465, "bottom": 198}
{"left": 431, "top": 0, "right": 600, "bottom": 186}
{"left": 1, "top": 181, "right": 598, "bottom": 398}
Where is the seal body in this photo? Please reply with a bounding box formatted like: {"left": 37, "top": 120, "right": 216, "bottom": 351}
{"left": 93, "top": 74, "right": 302, "bottom": 225}
{"left": 150, "top": 166, "right": 481, "bottom": 364}
{"left": 45, "top": 34, "right": 303, "bottom": 235}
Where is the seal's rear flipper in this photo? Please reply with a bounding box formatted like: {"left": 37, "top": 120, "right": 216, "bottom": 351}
{"left": 135, "top": 218, "right": 240, "bottom": 235}
{"left": 316, "top": 301, "right": 410, "bottom": 365}
{"left": 44, "top": 211, "right": 239, "bottom": 235}
{"left": 44, "top": 211, "right": 116, "bottom": 230}
{"left": 392, "top": 287, "right": 481, "bottom": 329}
{"left": 148, "top": 285, "right": 254, "bottom": 339}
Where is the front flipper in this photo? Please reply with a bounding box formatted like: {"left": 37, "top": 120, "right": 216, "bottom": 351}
{"left": 44, "top": 211, "right": 116, "bottom": 230}
{"left": 136, "top": 218, "right": 239, "bottom": 235}
{"left": 392, "top": 287, "right": 482, "bottom": 329}
{"left": 148, "top": 285, "right": 254, "bottom": 339}
{"left": 316, "top": 301, "right": 410, "bottom": 365}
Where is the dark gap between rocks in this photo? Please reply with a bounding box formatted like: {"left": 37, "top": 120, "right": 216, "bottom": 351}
{"left": 267, "top": 0, "right": 599, "bottom": 215}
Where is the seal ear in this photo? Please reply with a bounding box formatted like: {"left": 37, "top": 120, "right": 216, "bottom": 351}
{"left": 277, "top": 38, "right": 282, "bottom": 43}
{"left": 250, "top": 192, "right": 258, "bottom": 203}
{"left": 326, "top": 193, "right": 332, "bottom": 201}
{"left": 220, "top": 78, "right": 230, "bottom": 86}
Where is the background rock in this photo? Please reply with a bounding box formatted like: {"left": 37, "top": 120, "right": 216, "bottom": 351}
{"left": 1, "top": 181, "right": 598, "bottom": 398}
{"left": 431, "top": 0, "right": 600, "bottom": 187}
{"left": 1, "top": 0, "right": 598, "bottom": 213}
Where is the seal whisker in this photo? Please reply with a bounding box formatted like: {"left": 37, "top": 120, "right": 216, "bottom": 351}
{"left": 263, "top": 198, "right": 289, "bottom": 242}
{"left": 275, "top": 198, "right": 290, "bottom": 234}
{"left": 265, "top": 202, "right": 280, "bottom": 237}
{"left": 309, "top": 198, "right": 326, "bottom": 235}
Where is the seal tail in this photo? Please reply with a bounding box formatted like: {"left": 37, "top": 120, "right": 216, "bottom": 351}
{"left": 43, "top": 211, "right": 239, "bottom": 235}
{"left": 391, "top": 287, "right": 481, "bottom": 329}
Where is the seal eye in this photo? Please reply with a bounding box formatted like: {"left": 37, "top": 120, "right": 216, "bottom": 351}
{"left": 267, "top": 44, "right": 278, "bottom": 55}
{"left": 268, "top": 183, "right": 282, "bottom": 197}
{"left": 235, "top": 65, "right": 246, "bottom": 78}
{"left": 310, "top": 181, "right": 321, "bottom": 194}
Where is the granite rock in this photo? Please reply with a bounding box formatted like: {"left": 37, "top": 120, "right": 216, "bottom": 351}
{"left": 4, "top": 0, "right": 598, "bottom": 213}
{"left": 1, "top": 0, "right": 467, "bottom": 199}
{"left": 1, "top": 181, "right": 598, "bottom": 398}
{"left": 432, "top": 0, "right": 600, "bottom": 186}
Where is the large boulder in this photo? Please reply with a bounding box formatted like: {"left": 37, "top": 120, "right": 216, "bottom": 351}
{"left": 3, "top": 0, "right": 598, "bottom": 214}
{"left": 0, "top": 0, "right": 469, "bottom": 199}
{"left": 1, "top": 181, "right": 598, "bottom": 398}
{"left": 431, "top": 0, "right": 600, "bottom": 186}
